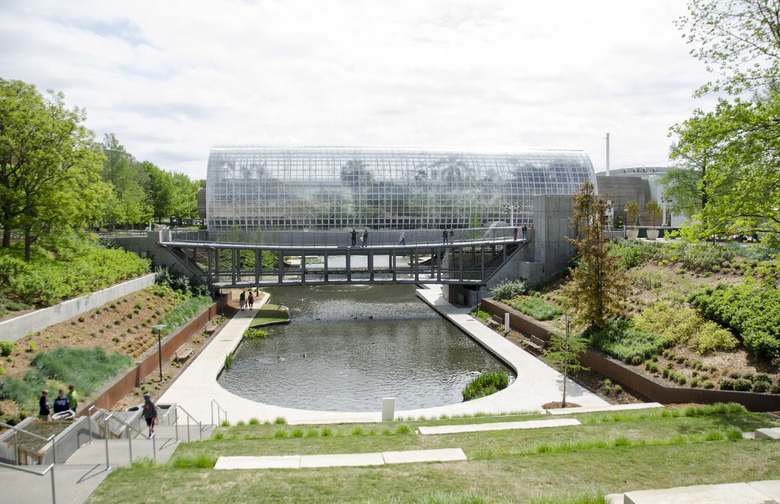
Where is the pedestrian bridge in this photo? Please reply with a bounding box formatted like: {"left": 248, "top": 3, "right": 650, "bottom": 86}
{"left": 158, "top": 227, "right": 530, "bottom": 288}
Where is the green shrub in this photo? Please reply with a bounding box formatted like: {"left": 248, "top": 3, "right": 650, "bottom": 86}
{"left": 491, "top": 280, "right": 527, "bottom": 301}
{"left": 157, "top": 295, "right": 213, "bottom": 336}
{"left": 470, "top": 308, "right": 491, "bottom": 323}
{"left": 0, "top": 234, "right": 150, "bottom": 306}
{"left": 587, "top": 320, "right": 670, "bottom": 364}
{"left": 171, "top": 454, "right": 217, "bottom": 468}
{"left": 633, "top": 302, "right": 737, "bottom": 354}
{"left": 0, "top": 341, "right": 14, "bottom": 357}
{"left": 752, "top": 381, "right": 770, "bottom": 393}
{"left": 462, "top": 371, "right": 510, "bottom": 401}
{"left": 511, "top": 296, "right": 563, "bottom": 321}
{"left": 29, "top": 347, "right": 132, "bottom": 395}
{"left": 243, "top": 328, "right": 268, "bottom": 340}
{"left": 689, "top": 282, "right": 780, "bottom": 359}
{"left": 733, "top": 378, "right": 753, "bottom": 391}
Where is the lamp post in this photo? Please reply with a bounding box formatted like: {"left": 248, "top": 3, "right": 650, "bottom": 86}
{"left": 152, "top": 324, "right": 167, "bottom": 383}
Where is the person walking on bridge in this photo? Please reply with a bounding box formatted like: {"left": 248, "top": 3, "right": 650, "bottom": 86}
{"left": 398, "top": 230, "right": 406, "bottom": 246}
{"left": 362, "top": 229, "right": 369, "bottom": 247}
{"left": 351, "top": 229, "right": 357, "bottom": 247}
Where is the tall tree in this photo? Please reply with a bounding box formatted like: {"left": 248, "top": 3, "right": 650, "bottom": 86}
{"left": 669, "top": 1, "right": 780, "bottom": 244}
{"left": 99, "top": 134, "right": 151, "bottom": 229}
{"left": 679, "top": 0, "right": 780, "bottom": 95}
{"left": 671, "top": 93, "right": 780, "bottom": 244}
{"left": 565, "top": 181, "right": 628, "bottom": 329}
{"left": 0, "top": 79, "right": 107, "bottom": 260}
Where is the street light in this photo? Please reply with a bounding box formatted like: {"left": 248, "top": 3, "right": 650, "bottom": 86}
{"left": 152, "top": 324, "right": 167, "bottom": 383}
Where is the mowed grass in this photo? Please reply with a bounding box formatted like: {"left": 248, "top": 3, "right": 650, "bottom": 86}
{"left": 86, "top": 406, "right": 780, "bottom": 504}
{"left": 251, "top": 304, "right": 290, "bottom": 325}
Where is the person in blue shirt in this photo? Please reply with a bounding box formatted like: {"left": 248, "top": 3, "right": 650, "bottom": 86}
{"left": 53, "top": 389, "right": 70, "bottom": 414}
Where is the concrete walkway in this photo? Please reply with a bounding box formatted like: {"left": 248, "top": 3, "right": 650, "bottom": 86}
{"left": 214, "top": 447, "right": 467, "bottom": 470}
{"left": 159, "top": 285, "right": 608, "bottom": 425}
{"left": 416, "top": 417, "right": 581, "bottom": 435}
{"left": 607, "top": 480, "right": 780, "bottom": 503}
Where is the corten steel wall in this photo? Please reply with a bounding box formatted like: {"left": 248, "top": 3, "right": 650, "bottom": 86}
{"left": 79, "top": 295, "right": 229, "bottom": 414}
{"left": 481, "top": 298, "right": 780, "bottom": 412}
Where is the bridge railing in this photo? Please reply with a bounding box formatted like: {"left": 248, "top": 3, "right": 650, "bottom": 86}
{"left": 168, "top": 226, "right": 529, "bottom": 248}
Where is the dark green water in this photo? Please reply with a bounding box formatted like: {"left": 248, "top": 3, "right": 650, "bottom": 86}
{"left": 218, "top": 285, "right": 514, "bottom": 411}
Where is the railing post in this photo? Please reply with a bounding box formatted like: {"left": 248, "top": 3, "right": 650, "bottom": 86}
{"left": 152, "top": 433, "right": 157, "bottom": 463}
{"left": 187, "top": 415, "right": 191, "bottom": 443}
{"left": 198, "top": 421, "right": 203, "bottom": 441}
{"left": 14, "top": 429, "right": 18, "bottom": 465}
{"left": 104, "top": 417, "right": 111, "bottom": 470}
{"left": 175, "top": 407, "right": 179, "bottom": 443}
{"left": 50, "top": 465, "right": 57, "bottom": 504}
{"left": 51, "top": 435, "right": 57, "bottom": 465}
{"left": 127, "top": 431, "right": 133, "bottom": 464}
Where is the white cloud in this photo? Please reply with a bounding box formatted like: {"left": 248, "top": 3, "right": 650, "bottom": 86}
{"left": 0, "top": 0, "right": 719, "bottom": 179}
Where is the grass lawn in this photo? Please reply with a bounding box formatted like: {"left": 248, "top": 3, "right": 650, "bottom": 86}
{"left": 86, "top": 405, "right": 780, "bottom": 504}
{"left": 251, "top": 304, "right": 290, "bottom": 325}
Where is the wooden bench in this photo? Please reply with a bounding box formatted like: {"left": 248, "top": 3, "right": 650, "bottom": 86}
{"left": 173, "top": 346, "right": 193, "bottom": 363}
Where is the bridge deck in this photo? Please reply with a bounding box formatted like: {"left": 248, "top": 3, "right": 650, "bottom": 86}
{"left": 159, "top": 238, "right": 527, "bottom": 288}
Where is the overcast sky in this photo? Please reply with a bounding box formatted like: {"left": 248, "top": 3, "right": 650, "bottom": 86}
{"left": 1, "top": 0, "right": 717, "bottom": 180}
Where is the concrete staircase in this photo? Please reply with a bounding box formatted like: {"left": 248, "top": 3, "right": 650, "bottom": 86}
{"left": 0, "top": 423, "right": 216, "bottom": 504}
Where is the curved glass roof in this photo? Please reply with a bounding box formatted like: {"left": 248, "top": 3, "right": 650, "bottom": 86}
{"left": 206, "top": 146, "right": 595, "bottom": 230}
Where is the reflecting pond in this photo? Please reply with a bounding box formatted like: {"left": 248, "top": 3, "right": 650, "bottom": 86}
{"left": 218, "top": 285, "right": 515, "bottom": 412}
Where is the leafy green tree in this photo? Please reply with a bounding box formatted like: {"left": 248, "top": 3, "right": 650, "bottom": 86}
{"left": 660, "top": 142, "right": 713, "bottom": 219}
{"left": 565, "top": 181, "right": 628, "bottom": 329}
{"left": 0, "top": 79, "right": 107, "bottom": 260}
{"left": 678, "top": 0, "right": 780, "bottom": 96}
{"left": 99, "top": 133, "right": 151, "bottom": 229}
{"left": 671, "top": 94, "right": 780, "bottom": 245}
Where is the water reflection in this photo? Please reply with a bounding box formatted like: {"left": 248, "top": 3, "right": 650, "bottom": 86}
{"left": 218, "top": 285, "right": 515, "bottom": 411}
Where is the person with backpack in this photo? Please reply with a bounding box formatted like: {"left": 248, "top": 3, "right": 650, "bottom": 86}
{"left": 143, "top": 393, "right": 157, "bottom": 438}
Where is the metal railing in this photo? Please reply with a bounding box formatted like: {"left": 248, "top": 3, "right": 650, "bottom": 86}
{"left": 168, "top": 226, "right": 528, "bottom": 248}
{"left": 173, "top": 404, "right": 204, "bottom": 443}
{"left": 101, "top": 413, "right": 156, "bottom": 469}
{"left": 0, "top": 460, "right": 56, "bottom": 504}
{"left": 211, "top": 399, "right": 227, "bottom": 427}
{"left": 0, "top": 421, "right": 57, "bottom": 465}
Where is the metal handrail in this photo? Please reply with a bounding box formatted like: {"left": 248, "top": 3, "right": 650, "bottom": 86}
{"left": 172, "top": 404, "right": 203, "bottom": 442}
{"left": 0, "top": 421, "right": 58, "bottom": 466}
{"left": 211, "top": 399, "right": 227, "bottom": 426}
{"left": 0, "top": 461, "right": 56, "bottom": 504}
{"left": 101, "top": 412, "right": 157, "bottom": 468}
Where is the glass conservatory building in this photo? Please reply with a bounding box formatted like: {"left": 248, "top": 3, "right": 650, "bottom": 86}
{"left": 205, "top": 146, "right": 596, "bottom": 231}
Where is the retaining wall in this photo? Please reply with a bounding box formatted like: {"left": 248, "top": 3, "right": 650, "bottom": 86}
{"left": 79, "top": 293, "right": 230, "bottom": 414}
{"left": 0, "top": 274, "right": 156, "bottom": 343}
{"left": 481, "top": 298, "right": 780, "bottom": 412}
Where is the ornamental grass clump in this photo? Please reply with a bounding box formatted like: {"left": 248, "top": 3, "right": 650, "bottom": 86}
{"left": 462, "top": 371, "right": 510, "bottom": 401}
{"left": 512, "top": 295, "right": 563, "bottom": 321}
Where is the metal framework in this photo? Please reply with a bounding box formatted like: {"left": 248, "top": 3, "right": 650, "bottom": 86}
{"left": 206, "top": 146, "right": 595, "bottom": 231}
{"left": 161, "top": 230, "right": 526, "bottom": 288}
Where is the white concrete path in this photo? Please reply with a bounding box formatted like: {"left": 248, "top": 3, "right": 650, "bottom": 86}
{"left": 214, "top": 448, "right": 467, "bottom": 470}
{"left": 607, "top": 480, "right": 780, "bottom": 504}
{"left": 160, "top": 285, "right": 609, "bottom": 425}
{"left": 416, "top": 417, "right": 580, "bottom": 435}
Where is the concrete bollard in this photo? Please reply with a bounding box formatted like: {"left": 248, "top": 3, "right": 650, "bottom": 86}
{"left": 382, "top": 398, "right": 395, "bottom": 421}
{"left": 504, "top": 312, "right": 510, "bottom": 336}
